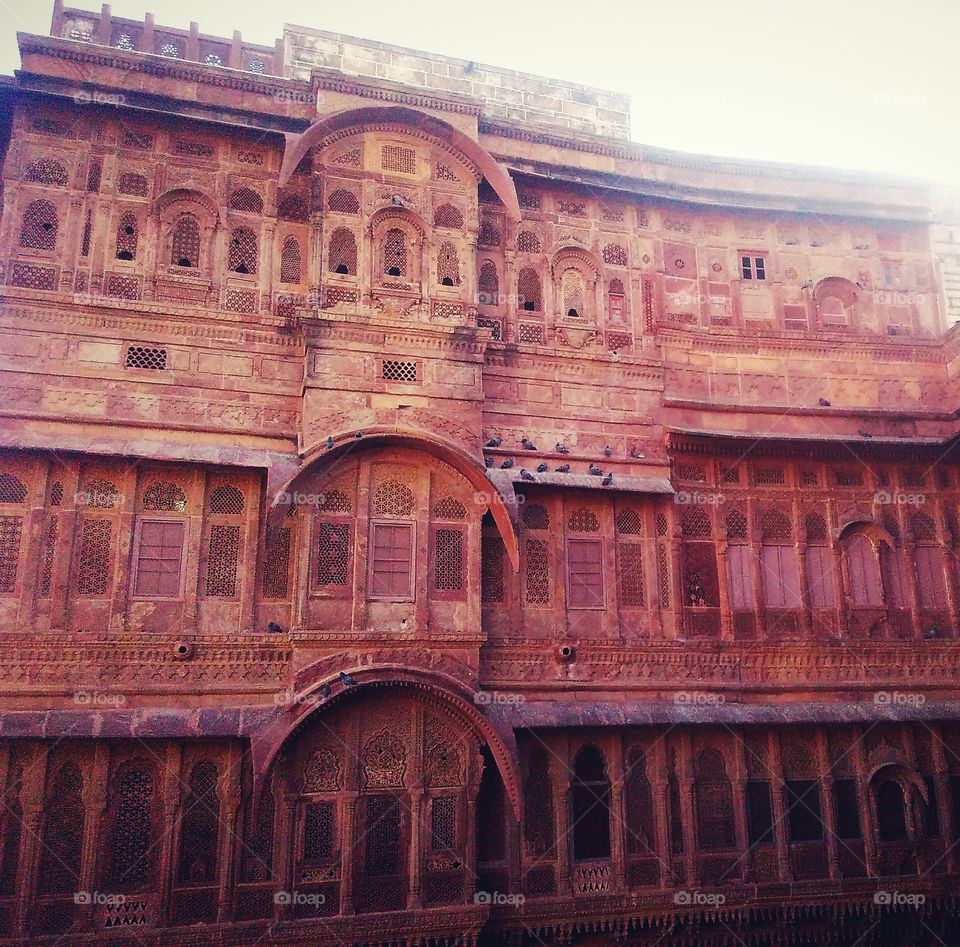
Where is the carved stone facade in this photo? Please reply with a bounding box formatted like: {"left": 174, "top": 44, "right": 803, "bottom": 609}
{"left": 0, "top": 2, "right": 958, "bottom": 945}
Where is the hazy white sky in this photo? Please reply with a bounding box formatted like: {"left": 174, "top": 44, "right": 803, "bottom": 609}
{"left": 1, "top": 0, "right": 957, "bottom": 186}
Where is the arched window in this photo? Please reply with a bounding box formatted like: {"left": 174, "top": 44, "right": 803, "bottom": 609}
{"left": 177, "top": 761, "right": 220, "bottom": 883}
{"left": 369, "top": 479, "right": 415, "bottom": 600}
{"left": 843, "top": 531, "right": 884, "bottom": 606}
{"left": 607, "top": 278, "right": 626, "bottom": 322}
{"left": 478, "top": 261, "right": 499, "bottom": 305}
{"left": 228, "top": 187, "right": 263, "bottom": 214}
{"left": 382, "top": 228, "right": 407, "bottom": 278}
{"left": 517, "top": 267, "right": 542, "bottom": 312}
{"left": 517, "top": 231, "right": 541, "bottom": 253}
{"left": 725, "top": 507, "right": 754, "bottom": 612}
{"left": 433, "top": 203, "right": 463, "bottom": 228}
{"left": 911, "top": 512, "right": 947, "bottom": 609}
{"left": 170, "top": 214, "right": 200, "bottom": 267}
{"left": 280, "top": 236, "right": 302, "bottom": 284}
{"left": 328, "top": 227, "right": 357, "bottom": 276}
{"left": 570, "top": 745, "right": 611, "bottom": 861}
{"left": 228, "top": 227, "right": 258, "bottom": 274}
{"left": 693, "top": 748, "right": 736, "bottom": 850}
{"left": 562, "top": 269, "right": 586, "bottom": 318}
{"left": 523, "top": 747, "right": 554, "bottom": 858}
{"left": 19, "top": 199, "right": 58, "bottom": 250}
{"left": 115, "top": 212, "right": 138, "bottom": 260}
{"left": 876, "top": 780, "right": 908, "bottom": 842}
{"left": 37, "top": 762, "right": 85, "bottom": 895}
{"left": 328, "top": 189, "right": 360, "bottom": 214}
{"left": 437, "top": 241, "right": 460, "bottom": 286}
{"left": 103, "top": 763, "right": 158, "bottom": 892}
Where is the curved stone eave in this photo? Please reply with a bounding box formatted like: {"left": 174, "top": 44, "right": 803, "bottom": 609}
{"left": 278, "top": 106, "right": 521, "bottom": 222}
{"left": 265, "top": 427, "right": 520, "bottom": 571}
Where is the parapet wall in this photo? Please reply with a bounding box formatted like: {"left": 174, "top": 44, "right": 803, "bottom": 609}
{"left": 283, "top": 24, "right": 631, "bottom": 140}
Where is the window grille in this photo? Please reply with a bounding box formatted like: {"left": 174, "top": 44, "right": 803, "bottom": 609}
{"left": 381, "top": 360, "right": 417, "bottom": 383}
{"left": 228, "top": 228, "right": 258, "bottom": 274}
{"left": 381, "top": 145, "right": 416, "bottom": 174}
{"left": 75, "top": 519, "right": 112, "bottom": 596}
{"left": 603, "top": 243, "right": 628, "bottom": 266}
{"left": 328, "top": 189, "right": 360, "bottom": 214}
{"left": 280, "top": 237, "right": 302, "bottom": 283}
{"left": 25, "top": 159, "right": 68, "bottom": 186}
{"left": 517, "top": 231, "right": 541, "bottom": 253}
{"left": 229, "top": 188, "right": 264, "bottom": 213}
{"left": 433, "top": 204, "right": 464, "bottom": 228}
{"left": 205, "top": 524, "right": 240, "bottom": 597}
{"left": 170, "top": 215, "right": 200, "bottom": 267}
{"left": 19, "top": 200, "right": 58, "bottom": 250}
{"left": 328, "top": 228, "right": 357, "bottom": 275}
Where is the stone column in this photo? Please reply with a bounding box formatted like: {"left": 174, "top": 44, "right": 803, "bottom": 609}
{"left": 406, "top": 787, "right": 424, "bottom": 910}
{"left": 274, "top": 792, "right": 297, "bottom": 920}
{"left": 768, "top": 731, "right": 792, "bottom": 882}
{"left": 816, "top": 729, "right": 840, "bottom": 880}
{"left": 76, "top": 744, "right": 110, "bottom": 931}
{"left": 340, "top": 796, "right": 357, "bottom": 915}
{"left": 216, "top": 744, "right": 242, "bottom": 922}
{"left": 13, "top": 743, "right": 48, "bottom": 938}
{"left": 156, "top": 743, "right": 183, "bottom": 927}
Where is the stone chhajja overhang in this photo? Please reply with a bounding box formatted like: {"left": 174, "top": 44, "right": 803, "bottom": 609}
{"left": 487, "top": 698, "right": 960, "bottom": 729}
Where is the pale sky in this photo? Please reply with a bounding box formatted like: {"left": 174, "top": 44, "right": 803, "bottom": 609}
{"left": 1, "top": 0, "right": 958, "bottom": 187}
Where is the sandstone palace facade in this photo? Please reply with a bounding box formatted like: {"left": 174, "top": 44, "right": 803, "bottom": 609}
{"left": 1, "top": 3, "right": 960, "bottom": 945}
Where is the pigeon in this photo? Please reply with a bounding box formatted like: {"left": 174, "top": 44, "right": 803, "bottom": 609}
{"left": 858, "top": 430, "right": 873, "bottom": 438}
{"left": 520, "top": 469, "right": 536, "bottom": 481}
{"left": 818, "top": 398, "right": 831, "bottom": 407}
{"left": 500, "top": 459, "right": 514, "bottom": 469}
{"left": 630, "top": 446, "right": 645, "bottom": 459}
{"left": 267, "top": 621, "right": 283, "bottom": 633}
{"left": 923, "top": 627, "right": 941, "bottom": 640}
{"left": 319, "top": 683, "right": 332, "bottom": 698}
{"left": 485, "top": 437, "right": 501, "bottom": 448}
{"left": 339, "top": 671, "right": 357, "bottom": 686}
{"left": 588, "top": 463, "right": 603, "bottom": 476}
{"left": 603, "top": 445, "right": 613, "bottom": 457}
{"left": 556, "top": 443, "right": 570, "bottom": 454}
{"left": 521, "top": 437, "right": 538, "bottom": 450}
{"left": 354, "top": 431, "right": 363, "bottom": 439}
{"left": 536, "top": 462, "right": 549, "bottom": 473}
{"left": 326, "top": 435, "right": 335, "bottom": 450}
{"left": 555, "top": 464, "right": 571, "bottom": 473}
{"left": 602, "top": 473, "right": 613, "bottom": 486}
{"left": 484, "top": 457, "right": 493, "bottom": 468}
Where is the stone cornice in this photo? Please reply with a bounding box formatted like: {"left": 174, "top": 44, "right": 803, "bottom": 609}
{"left": 311, "top": 68, "right": 482, "bottom": 118}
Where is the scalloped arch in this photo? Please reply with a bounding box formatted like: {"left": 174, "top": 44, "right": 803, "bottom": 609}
{"left": 279, "top": 106, "right": 520, "bottom": 221}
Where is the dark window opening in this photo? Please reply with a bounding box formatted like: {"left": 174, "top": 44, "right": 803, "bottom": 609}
{"left": 876, "top": 780, "right": 908, "bottom": 842}
{"left": 785, "top": 779, "right": 824, "bottom": 842}
{"left": 335, "top": 263, "right": 349, "bottom": 275}
{"left": 387, "top": 266, "right": 401, "bottom": 277}
{"left": 570, "top": 746, "right": 611, "bottom": 861}
{"left": 833, "top": 779, "right": 862, "bottom": 840}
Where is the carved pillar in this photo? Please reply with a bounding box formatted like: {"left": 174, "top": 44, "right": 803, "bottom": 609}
{"left": 716, "top": 541, "right": 733, "bottom": 640}
{"left": 729, "top": 728, "right": 749, "bottom": 880}
{"left": 607, "top": 738, "right": 625, "bottom": 893}
{"left": 13, "top": 743, "right": 48, "bottom": 937}
{"left": 553, "top": 735, "right": 572, "bottom": 895}
{"left": 903, "top": 539, "right": 925, "bottom": 636}
{"left": 156, "top": 743, "right": 183, "bottom": 927}
{"left": 851, "top": 727, "right": 878, "bottom": 877}
{"left": 340, "top": 796, "right": 357, "bottom": 915}
{"left": 649, "top": 736, "right": 672, "bottom": 884}
{"left": 274, "top": 792, "right": 297, "bottom": 920}
{"left": 76, "top": 744, "right": 110, "bottom": 931}
{"left": 216, "top": 744, "right": 242, "bottom": 922}
{"left": 406, "top": 787, "right": 424, "bottom": 911}
{"left": 816, "top": 729, "right": 839, "bottom": 880}
{"left": 261, "top": 220, "right": 276, "bottom": 313}
{"left": 928, "top": 725, "right": 956, "bottom": 872}
{"left": 798, "top": 543, "right": 814, "bottom": 636}
{"left": 768, "top": 730, "right": 792, "bottom": 882}
{"left": 677, "top": 733, "right": 697, "bottom": 885}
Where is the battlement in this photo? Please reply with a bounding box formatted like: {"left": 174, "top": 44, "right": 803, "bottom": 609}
{"left": 51, "top": 0, "right": 283, "bottom": 76}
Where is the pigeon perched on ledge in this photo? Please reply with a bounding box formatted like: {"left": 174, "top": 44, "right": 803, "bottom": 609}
{"left": 521, "top": 437, "right": 538, "bottom": 450}
{"left": 555, "top": 464, "right": 570, "bottom": 473}
{"left": 588, "top": 463, "right": 603, "bottom": 476}
{"left": 520, "top": 469, "right": 536, "bottom": 481}
{"left": 556, "top": 443, "right": 569, "bottom": 454}
{"left": 485, "top": 436, "right": 501, "bottom": 447}
{"left": 500, "top": 459, "right": 514, "bottom": 469}
{"left": 536, "top": 462, "right": 548, "bottom": 473}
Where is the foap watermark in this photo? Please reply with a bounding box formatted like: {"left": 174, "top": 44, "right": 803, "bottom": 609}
{"left": 674, "top": 490, "right": 725, "bottom": 506}
{"left": 74, "top": 690, "right": 126, "bottom": 708}
{"left": 872, "top": 290, "right": 927, "bottom": 307}
{"left": 674, "top": 691, "right": 725, "bottom": 707}
{"left": 274, "top": 890, "right": 326, "bottom": 908}
{"left": 874, "top": 691, "right": 926, "bottom": 708}
{"left": 874, "top": 490, "right": 925, "bottom": 507}
{"left": 74, "top": 488, "right": 124, "bottom": 507}
{"left": 474, "top": 691, "right": 525, "bottom": 707}
{"left": 874, "top": 891, "right": 926, "bottom": 907}
{"left": 274, "top": 490, "right": 338, "bottom": 508}
{"left": 273, "top": 89, "right": 324, "bottom": 106}
{"left": 474, "top": 491, "right": 525, "bottom": 509}
{"left": 74, "top": 91, "right": 126, "bottom": 107}
{"left": 73, "top": 891, "right": 126, "bottom": 906}
{"left": 474, "top": 890, "right": 525, "bottom": 907}
{"left": 674, "top": 890, "right": 726, "bottom": 907}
